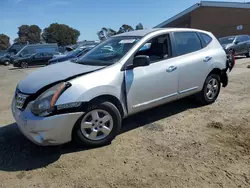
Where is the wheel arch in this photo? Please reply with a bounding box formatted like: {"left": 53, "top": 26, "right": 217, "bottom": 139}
{"left": 208, "top": 68, "right": 228, "bottom": 87}
{"left": 85, "top": 94, "right": 125, "bottom": 118}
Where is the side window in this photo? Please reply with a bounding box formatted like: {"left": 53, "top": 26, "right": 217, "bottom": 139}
{"left": 174, "top": 32, "right": 202, "bottom": 56}
{"left": 199, "top": 33, "right": 212, "bottom": 47}
{"left": 35, "top": 53, "right": 44, "bottom": 58}
{"left": 139, "top": 43, "right": 151, "bottom": 51}
{"left": 36, "top": 47, "right": 57, "bottom": 53}
{"left": 236, "top": 36, "right": 244, "bottom": 42}
{"left": 242, "top": 35, "right": 250, "bottom": 41}
{"left": 134, "top": 34, "right": 171, "bottom": 63}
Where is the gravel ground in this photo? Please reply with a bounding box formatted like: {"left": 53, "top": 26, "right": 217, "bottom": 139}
{"left": 0, "top": 60, "right": 250, "bottom": 188}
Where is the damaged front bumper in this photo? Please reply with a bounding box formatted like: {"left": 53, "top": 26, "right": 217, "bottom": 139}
{"left": 11, "top": 98, "right": 84, "bottom": 146}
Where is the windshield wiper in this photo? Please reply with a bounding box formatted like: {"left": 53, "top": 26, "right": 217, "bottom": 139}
{"left": 76, "top": 60, "right": 111, "bottom": 66}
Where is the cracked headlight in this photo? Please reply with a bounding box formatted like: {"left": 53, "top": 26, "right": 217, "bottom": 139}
{"left": 31, "top": 82, "right": 70, "bottom": 116}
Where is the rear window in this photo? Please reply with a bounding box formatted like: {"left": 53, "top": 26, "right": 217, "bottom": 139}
{"left": 174, "top": 32, "right": 202, "bottom": 56}
{"left": 200, "top": 33, "right": 212, "bottom": 46}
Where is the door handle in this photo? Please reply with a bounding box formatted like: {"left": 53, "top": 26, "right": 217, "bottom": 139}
{"left": 203, "top": 56, "right": 212, "bottom": 62}
{"left": 166, "top": 66, "right": 177, "bottom": 73}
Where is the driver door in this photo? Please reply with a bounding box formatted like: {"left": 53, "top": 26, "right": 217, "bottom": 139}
{"left": 125, "top": 34, "right": 179, "bottom": 115}
{"left": 31, "top": 53, "right": 44, "bottom": 66}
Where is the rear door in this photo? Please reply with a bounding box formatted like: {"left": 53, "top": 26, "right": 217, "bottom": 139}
{"left": 30, "top": 53, "right": 44, "bottom": 66}
{"left": 172, "top": 31, "right": 209, "bottom": 98}
{"left": 241, "top": 35, "right": 250, "bottom": 54}
{"left": 42, "top": 53, "right": 54, "bottom": 64}
{"left": 235, "top": 36, "right": 245, "bottom": 55}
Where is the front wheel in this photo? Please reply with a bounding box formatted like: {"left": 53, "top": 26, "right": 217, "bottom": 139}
{"left": 197, "top": 74, "right": 221, "bottom": 105}
{"left": 3, "top": 61, "right": 10, "bottom": 66}
{"left": 20, "top": 62, "right": 28, "bottom": 69}
{"left": 73, "top": 101, "right": 122, "bottom": 147}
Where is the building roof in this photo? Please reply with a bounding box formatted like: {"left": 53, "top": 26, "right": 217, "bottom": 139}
{"left": 155, "top": 1, "right": 250, "bottom": 28}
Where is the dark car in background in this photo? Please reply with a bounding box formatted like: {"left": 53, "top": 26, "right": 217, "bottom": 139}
{"left": 10, "top": 43, "right": 59, "bottom": 63}
{"left": 7, "top": 42, "right": 28, "bottom": 56}
{"left": 65, "top": 40, "right": 99, "bottom": 51}
{"left": 13, "top": 52, "right": 59, "bottom": 68}
{"left": 0, "top": 53, "right": 11, "bottom": 66}
{"left": 219, "top": 35, "right": 250, "bottom": 57}
{"left": 47, "top": 46, "right": 94, "bottom": 65}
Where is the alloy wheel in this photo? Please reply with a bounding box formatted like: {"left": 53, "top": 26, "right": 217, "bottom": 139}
{"left": 80, "top": 109, "right": 114, "bottom": 141}
{"left": 21, "top": 62, "right": 28, "bottom": 68}
{"left": 4, "top": 61, "right": 10, "bottom": 66}
{"left": 206, "top": 78, "right": 219, "bottom": 100}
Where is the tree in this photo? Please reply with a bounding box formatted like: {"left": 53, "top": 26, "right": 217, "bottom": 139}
{"left": 97, "top": 27, "right": 117, "bottom": 41}
{"left": 14, "top": 38, "right": 20, "bottom": 43}
{"left": 42, "top": 23, "right": 80, "bottom": 46}
{"left": 17, "top": 24, "right": 41, "bottom": 44}
{"left": 28, "top": 25, "right": 42, "bottom": 43}
{"left": 117, "top": 24, "right": 134, "bottom": 34}
{"left": 135, "top": 23, "right": 144, "bottom": 30}
{"left": 97, "top": 23, "right": 144, "bottom": 40}
{"left": 0, "top": 34, "right": 10, "bottom": 50}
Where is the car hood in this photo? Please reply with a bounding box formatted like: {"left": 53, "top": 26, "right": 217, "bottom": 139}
{"left": 53, "top": 54, "right": 67, "bottom": 58}
{"left": 17, "top": 61, "right": 105, "bottom": 94}
{"left": 221, "top": 43, "right": 233, "bottom": 49}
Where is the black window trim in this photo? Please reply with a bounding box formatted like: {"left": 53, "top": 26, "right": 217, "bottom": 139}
{"left": 171, "top": 31, "right": 203, "bottom": 57}
{"left": 197, "top": 32, "right": 213, "bottom": 48}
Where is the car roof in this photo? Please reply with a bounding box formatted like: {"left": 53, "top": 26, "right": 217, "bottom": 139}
{"left": 114, "top": 28, "right": 210, "bottom": 37}
{"left": 25, "top": 43, "right": 58, "bottom": 47}
{"left": 219, "top": 36, "right": 236, "bottom": 39}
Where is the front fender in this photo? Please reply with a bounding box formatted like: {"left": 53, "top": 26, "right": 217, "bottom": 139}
{"left": 77, "top": 85, "right": 122, "bottom": 102}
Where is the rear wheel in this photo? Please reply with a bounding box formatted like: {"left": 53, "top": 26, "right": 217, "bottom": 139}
{"left": 3, "top": 61, "right": 10, "bottom": 66}
{"left": 245, "top": 47, "right": 250, "bottom": 58}
{"left": 20, "top": 62, "right": 28, "bottom": 69}
{"left": 73, "top": 101, "right": 122, "bottom": 147}
{"left": 197, "top": 74, "right": 221, "bottom": 105}
{"left": 229, "top": 49, "right": 235, "bottom": 56}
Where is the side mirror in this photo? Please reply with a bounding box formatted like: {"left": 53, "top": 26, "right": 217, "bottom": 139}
{"left": 127, "top": 55, "right": 150, "bottom": 69}
{"left": 234, "top": 41, "right": 240, "bottom": 45}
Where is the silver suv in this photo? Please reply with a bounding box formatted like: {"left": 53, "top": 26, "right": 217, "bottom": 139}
{"left": 12, "top": 28, "right": 230, "bottom": 147}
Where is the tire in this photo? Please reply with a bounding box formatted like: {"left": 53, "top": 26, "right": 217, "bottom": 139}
{"left": 20, "top": 62, "right": 28, "bottom": 69}
{"left": 197, "top": 74, "right": 221, "bottom": 105}
{"left": 73, "top": 101, "right": 122, "bottom": 147}
{"left": 229, "top": 49, "right": 235, "bottom": 56}
{"left": 3, "top": 61, "right": 10, "bottom": 66}
{"left": 245, "top": 47, "right": 250, "bottom": 58}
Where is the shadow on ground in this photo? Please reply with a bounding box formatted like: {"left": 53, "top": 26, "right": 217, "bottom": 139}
{"left": 8, "top": 66, "right": 44, "bottom": 70}
{"left": 0, "top": 98, "right": 200, "bottom": 172}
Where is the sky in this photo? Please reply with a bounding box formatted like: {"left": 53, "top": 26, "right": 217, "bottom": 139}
{"left": 0, "top": 0, "right": 246, "bottom": 42}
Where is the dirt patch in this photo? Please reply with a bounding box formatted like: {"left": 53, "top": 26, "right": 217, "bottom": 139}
{"left": 143, "top": 123, "right": 164, "bottom": 132}
{"left": 207, "top": 121, "right": 224, "bottom": 129}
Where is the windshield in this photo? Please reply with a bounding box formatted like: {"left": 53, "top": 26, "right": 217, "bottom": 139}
{"left": 219, "top": 36, "right": 235, "bottom": 45}
{"left": 77, "top": 36, "right": 141, "bottom": 66}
